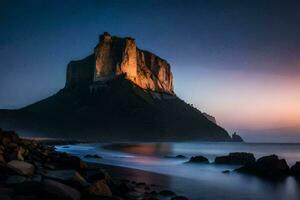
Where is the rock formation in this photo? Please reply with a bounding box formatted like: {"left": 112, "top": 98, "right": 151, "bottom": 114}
{"left": 231, "top": 132, "right": 244, "bottom": 142}
{"left": 0, "top": 33, "right": 232, "bottom": 141}
{"left": 66, "top": 32, "right": 173, "bottom": 94}
{"left": 215, "top": 152, "right": 255, "bottom": 165}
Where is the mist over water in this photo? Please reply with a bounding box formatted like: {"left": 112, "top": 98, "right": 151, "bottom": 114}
{"left": 57, "top": 142, "right": 300, "bottom": 200}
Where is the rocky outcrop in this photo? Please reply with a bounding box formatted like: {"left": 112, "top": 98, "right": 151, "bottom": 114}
{"left": 291, "top": 162, "right": 300, "bottom": 176}
{"left": 235, "top": 155, "right": 290, "bottom": 178}
{"left": 215, "top": 152, "right": 255, "bottom": 165}
{"left": 66, "top": 32, "right": 174, "bottom": 94}
{"left": 187, "top": 156, "right": 209, "bottom": 163}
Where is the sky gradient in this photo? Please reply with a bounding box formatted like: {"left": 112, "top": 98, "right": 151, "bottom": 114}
{"left": 0, "top": 0, "right": 300, "bottom": 141}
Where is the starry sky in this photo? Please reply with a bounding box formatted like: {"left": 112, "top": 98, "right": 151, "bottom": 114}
{"left": 0, "top": 0, "right": 300, "bottom": 141}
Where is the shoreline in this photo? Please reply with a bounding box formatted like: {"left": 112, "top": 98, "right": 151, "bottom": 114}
{"left": 88, "top": 162, "right": 186, "bottom": 198}
{"left": 0, "top": 129, "right": 186, "bottom": 200}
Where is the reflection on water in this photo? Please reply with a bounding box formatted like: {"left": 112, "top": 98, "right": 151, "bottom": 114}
{"left": 56, "top": 142, "right": 300, "bottom": 200}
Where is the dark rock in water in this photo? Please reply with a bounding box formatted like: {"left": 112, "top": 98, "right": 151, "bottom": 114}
{"left": 171, "top": 196, "right": 189, "bottom": 200}
{"left": 187, "top": 156, "right": 209, "bottom": 163}
{"left": 291, "top": 162, "right": 300, "bottom": 176}
{"left": 159, "top": 190, "right": 176, "bottom": 196}
{"left": 222, "top": 170, "right": 230, "bottom": 173}
{"left": 42, "top": 179, "right": 81, "bottom": 200}
{"left": 231, "top": 132, "right": 244, "bottom": 142}
{"left": 164, "top": 155, "right": 186, "bottom": 159}
{"left": 235, "top": 154, "right": 290, "bottom": 178}
{"left": 84, "top": 154, "right": 102, "bottom": 159}
{"left": 215, "top": 152, "right": 255, "bottom": 165}
{"left": 62, "top": 146, "right": 70, "bottom": 148}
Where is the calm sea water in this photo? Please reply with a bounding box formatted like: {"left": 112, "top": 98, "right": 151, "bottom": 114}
{"left": 56, "top": 142, "right": 300, "bottom": 200}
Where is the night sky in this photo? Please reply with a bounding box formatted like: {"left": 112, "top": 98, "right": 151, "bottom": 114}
{"left": 1, "top": 0, "right": 300, "bottom": 141}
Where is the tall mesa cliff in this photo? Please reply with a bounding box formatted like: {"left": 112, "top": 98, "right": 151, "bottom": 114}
{"left": 66, "top": 32, "right": 173, "bottom": 94}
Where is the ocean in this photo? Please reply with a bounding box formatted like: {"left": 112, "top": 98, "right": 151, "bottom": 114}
{"left": 56, "top": 142, "right": 300, "bottom": 200}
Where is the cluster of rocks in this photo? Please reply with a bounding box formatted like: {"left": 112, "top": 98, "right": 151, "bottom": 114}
{"left": 183, "top": 151, "right": 300, "bottom": 179}
{"left": 235, "top": 154, "right": 292, "bottom": 178}
{"left": 0, "top": 129, "right": 187, "bottom": 200}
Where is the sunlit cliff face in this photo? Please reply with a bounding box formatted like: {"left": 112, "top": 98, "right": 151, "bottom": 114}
{"left": 93, "top": 32, "right": 174, "bottom": 94}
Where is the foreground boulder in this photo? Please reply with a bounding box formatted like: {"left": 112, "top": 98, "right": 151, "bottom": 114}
{"left": 44, "top": 170, "right": 88, "bottom": 188}
{"left": 235, "top": 154, "right": 290, "bottom": 178}
{"left": 87, "top": 179, "right": 112, "bottom": 197}
{"left": 215, "top": 152, "right": 255, "bottom": 165}
{"left": 5, "top": 175, "right": 42, "bottom": 195}
{"left": 42, "top": 179, "right": 81, "bottom": 200}
{"left": 187, "top": 156, "right": 209, "bottom": 163}
{"left": 7, "top": 160, "right": 35, "bottom": 176}
{"left": 52, "top": 153, "right": 87, "bottom": 171}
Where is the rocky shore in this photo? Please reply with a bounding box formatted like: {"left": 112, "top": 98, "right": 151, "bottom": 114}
{"left": 0, "top": 129, "right": 186, "bottom": 200}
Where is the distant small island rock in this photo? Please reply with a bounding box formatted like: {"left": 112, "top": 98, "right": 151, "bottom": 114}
{"left": 231, "top": 132, "right": 244, "bottom": 142}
